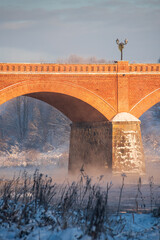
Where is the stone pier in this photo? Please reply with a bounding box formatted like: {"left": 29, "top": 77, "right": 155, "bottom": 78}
{"left": 112, "top": 113, "right": 145, "bottom": 174}
{"left": 68, "top": 121, "right": 112, "bottom": 174}
{"left": 69, "top": 113, "right": 145, "bottom": 175}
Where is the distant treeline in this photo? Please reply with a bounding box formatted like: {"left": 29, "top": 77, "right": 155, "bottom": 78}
{"left": 0, "top": 96, "right": 159, "bottom": 157}
{"left": 0, "top": 96, "right": 70, "bottom": 152}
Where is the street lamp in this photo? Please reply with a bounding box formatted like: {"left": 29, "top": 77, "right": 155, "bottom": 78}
{"left": 116, "top": 39, "right": 128, "bottom": 60}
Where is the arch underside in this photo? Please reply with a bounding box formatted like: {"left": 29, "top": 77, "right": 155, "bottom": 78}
{"left": 0, "top": 80, "right": 116, "bottom": 122}
{"left": 130, "top": 88, "right": 160, "bottom": 118}
{"left": 27, "top": 92, "right": 107, "bottom": 122}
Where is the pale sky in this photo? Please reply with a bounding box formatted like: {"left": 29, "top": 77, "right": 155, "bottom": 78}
{"left": 0, "top": 0, "right": 159, "bottom": 63}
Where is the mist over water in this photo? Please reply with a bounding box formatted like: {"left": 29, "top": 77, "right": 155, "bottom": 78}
{"left": 0, "top": 96, "right": 159, "bottom": 184}
{"left": 140, "top": 102, "right": 160, "bottom": 183}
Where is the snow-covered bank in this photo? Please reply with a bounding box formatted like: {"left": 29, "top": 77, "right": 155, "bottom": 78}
{"left": 0, "top": 144, "right": 69, "bottom": 168}
{"left": 0, "top": 206, "right": 159, "bottom": 240}
{"left": 0, "top": 170, "right": 160, "bottom": 240}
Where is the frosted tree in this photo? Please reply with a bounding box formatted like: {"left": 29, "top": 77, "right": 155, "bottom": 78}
{"left": 15, "top": 96, "right": 29, "bottom": 141}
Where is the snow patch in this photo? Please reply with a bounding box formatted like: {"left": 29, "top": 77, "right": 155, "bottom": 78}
{"left": 112, "top": 112, "right": 140, "bottom": 122}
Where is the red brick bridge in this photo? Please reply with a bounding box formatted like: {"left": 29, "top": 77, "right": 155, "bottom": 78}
{"left": 0, "top": 61, "right": 160, "bottom": 174}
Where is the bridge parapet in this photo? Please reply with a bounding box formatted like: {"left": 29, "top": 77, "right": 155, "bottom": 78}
{"left": 0, "top": 63, "right": 117, "bottom": 73}
{"left": 0, "top": 62, "right": 159, "bottom": 74}
{"left": 129, "top": 63, "right": 160, "bottom": 72}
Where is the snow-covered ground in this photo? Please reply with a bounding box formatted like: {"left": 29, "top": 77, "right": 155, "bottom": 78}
{"left": 0, "top": 170, "right": 159, "bottom": 240}
{"left": 0, "top": 100, "right": 159, "bottom": 239}
{"left": 0, "top": 143, "right": 69, "bottom": 168}
{"left": 0, "top": 209, "right": 159, "bottom": 240}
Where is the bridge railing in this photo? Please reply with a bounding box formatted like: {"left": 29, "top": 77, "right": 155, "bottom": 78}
{"left": 0, "top": 63, "right": 159, "bottom": 73}
{"left": 0, "top": 63, "right": 117, "bottom": 73}
{"left": 129, "top": 64, "right": 160, "bottom": 72}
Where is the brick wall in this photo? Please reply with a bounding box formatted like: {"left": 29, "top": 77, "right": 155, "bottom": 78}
{"left": 0, "top": 62, "right": 159, "bottom": 120}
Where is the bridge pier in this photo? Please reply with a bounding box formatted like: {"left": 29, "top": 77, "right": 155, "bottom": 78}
{"left": 68, "top": 113, "right": 145, "bottom": 175}
{"left": 68, "top": 121, "right": 112, "bottom": 175}
{"left": 112, "top": 113, "right": 145, "bottom": 175}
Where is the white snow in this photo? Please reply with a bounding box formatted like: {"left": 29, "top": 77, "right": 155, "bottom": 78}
{"left": 0, "top": 171, "right": 160, "bottom": 240}
{"left": 0, "top": 213, "right": 159, "bottom": 240}
{"left": 112, "top": 112, "right": 140, "bottom": 122}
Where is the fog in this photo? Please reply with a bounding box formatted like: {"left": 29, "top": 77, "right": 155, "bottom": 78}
{"left": 0, "top": 95, "right": 159, "bottom": 184}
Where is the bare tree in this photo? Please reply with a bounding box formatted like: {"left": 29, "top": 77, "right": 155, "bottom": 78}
{"left": 15, "top": 96, "right": 29, "bottom": 141}
{"left": 57, "top": 54, "right": 109, "bottom": 64}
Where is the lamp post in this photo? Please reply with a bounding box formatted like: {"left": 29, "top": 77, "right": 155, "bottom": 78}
{"left": 116, "top": 39, "right": 128, "bottom": 60}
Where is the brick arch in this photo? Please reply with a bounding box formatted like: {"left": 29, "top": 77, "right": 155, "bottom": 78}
{"left": 130, "top": 88, "right": 160, "bottom": 118}
{"left": 0, "top": 80, "right": 116, "bottom": 121}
